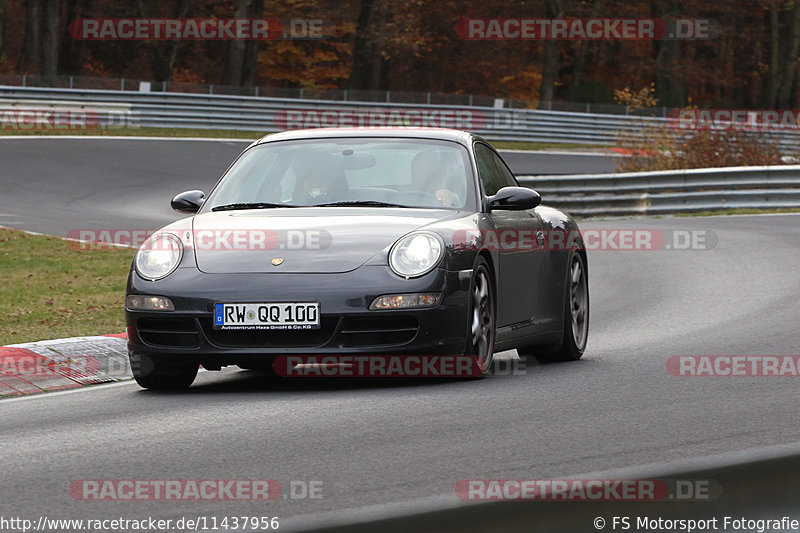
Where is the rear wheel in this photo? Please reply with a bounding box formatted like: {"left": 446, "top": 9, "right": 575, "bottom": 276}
{"left": 130, "top": 353, "right": 198, "bottom": 390}
{"left": 467, "top": 258, "right": 496, "bottom": 377}
{"left": 537, "top": 252, "right": 589, "bottom": 362}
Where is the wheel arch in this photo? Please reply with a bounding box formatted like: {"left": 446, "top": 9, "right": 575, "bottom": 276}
{"left": 478, "top": 250, "right": 496, "bottom": 285}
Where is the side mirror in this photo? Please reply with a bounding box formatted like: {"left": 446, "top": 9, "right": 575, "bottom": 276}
{"left": 171, "top": 190, "right": 205, "bottom": 214}
{"left": 487, "top": 187, "right": 541, "bottom": 210}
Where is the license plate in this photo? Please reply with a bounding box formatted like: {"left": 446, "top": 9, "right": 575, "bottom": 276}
{"left": 214, "top": 302, "right": 320, "bottom": 330}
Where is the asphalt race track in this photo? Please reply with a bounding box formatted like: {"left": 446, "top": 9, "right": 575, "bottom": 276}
{"left": 0, "top": 138, "right": 251, "bottom": 236}
{"left": 1, "top": 138, "right": 799, "bottom": 528}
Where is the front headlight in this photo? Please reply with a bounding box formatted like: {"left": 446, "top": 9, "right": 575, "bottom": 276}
{"left": 389, "top": 232, "right": 444, "bottom": 278}
{"left": 134, "top": 232, "right": 183, "bottom": 281}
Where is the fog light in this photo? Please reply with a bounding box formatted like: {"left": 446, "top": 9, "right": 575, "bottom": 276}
{"left": 126, "top": 295, "right": 175, "bottom": 311}
{"left": 370, "top": 293, "right": 442, "bottom": 310}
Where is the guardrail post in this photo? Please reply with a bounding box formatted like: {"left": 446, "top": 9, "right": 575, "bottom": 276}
{"left": 69, "top": 76, "right": 74, "bottom": 89}
{"left": 22, "top": 75, "right": 26, "bottom": 87}
{"left": 300, "top": 88, "right": 304, "bottom": 99}
{"left": 210, "top": 85, "right": 214, "bottom": 94}
{"left": 386, "top": 91, "right": 390, "bottom": 102}
{"left": 427, "top": 92, "right": 431, "bottom": 105}
{"left": 343, "top": 89, "right": 348, "bottom": 101}
{"left": 121, "top": 78, "right": 125, "bottom": 91}
{"left": 469, "top": 94, "right": 473, "bottom": 106}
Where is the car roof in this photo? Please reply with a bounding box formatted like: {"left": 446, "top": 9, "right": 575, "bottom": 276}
{"left": 255, "top": 127, "right": 484, "bottom": 147}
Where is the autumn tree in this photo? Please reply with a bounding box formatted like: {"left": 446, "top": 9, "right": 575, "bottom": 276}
{"left": 2, "top": 0, "right": 800, "bottom": 110}
{"left": 761, "top": 0, "right": 800, "bottom": 107}
{"left": 41, "top": 0, "right": 57, "bottom": 76}
{"left": 19, "top": 0, "right": 40, "bottom": 72}
{"left": 0, "top": 0, "right": 6, "bottom": 60}
{"left": 224, "top": 0, "right": 264, "bottom": 90}
{"left": 348, "top": 0, "right": 386, "bottom": 90}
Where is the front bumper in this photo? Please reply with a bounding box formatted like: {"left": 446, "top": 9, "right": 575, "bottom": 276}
{"left": 126, "top": 266, "right": 471, "bottom": 366}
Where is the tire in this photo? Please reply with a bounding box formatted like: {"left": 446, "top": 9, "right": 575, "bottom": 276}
{"left": 466, "top": 257, "right": 496, "bottom": 377}
{"left": 130, "top": 353, "right": 198, "bottom": 390}
{"left": 536, "top": 252, "right": 589, "bottom": 363}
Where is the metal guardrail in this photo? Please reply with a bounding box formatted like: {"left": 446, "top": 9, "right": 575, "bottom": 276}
{"left": 0, "top": 86, "right": 656, "bottom": 144}
{"left": 0, "top": 73, "right": 675, "bottom": 114}
{"left": 519, "top": 165, "right": 800, "bottom": 215}
{"left": 3, "top": 86, "right": 800, "bottom": 149}
{"left": 0, "top": 73, "right": 534, "bottom": 109}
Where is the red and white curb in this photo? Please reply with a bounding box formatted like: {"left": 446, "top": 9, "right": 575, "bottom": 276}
{"left": 0, "top": 333, "right": 130, "bottom": 397}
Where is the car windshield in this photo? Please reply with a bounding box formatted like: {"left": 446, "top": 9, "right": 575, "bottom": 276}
{"left": 204, "top": 138, "right": 473, "bottom": 211}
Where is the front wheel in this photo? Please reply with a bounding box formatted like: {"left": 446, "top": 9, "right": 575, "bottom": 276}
{"left": 466, "top": 258, "right": 496, "bottom": 377}
{"left": 538, "top": 252, "right": 589, "bottom": 362}
{"left": 130, "top": 353, "right": 198, "bottom": 390}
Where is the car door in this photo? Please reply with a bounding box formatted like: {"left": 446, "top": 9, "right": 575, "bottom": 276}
{"left": 474, "top": 142, "right": 545, "bottom": 330}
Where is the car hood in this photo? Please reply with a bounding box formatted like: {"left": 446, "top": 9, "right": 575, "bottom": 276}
{"left": 190, "top": 207, "right": 457, "bottom": 274}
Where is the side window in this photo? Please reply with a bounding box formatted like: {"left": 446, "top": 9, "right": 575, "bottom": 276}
{"left": 474, "top": 143, "right": 504, "bottom": 196}
{"left": 489, "top": 150, "right": 518, "bottom": 189}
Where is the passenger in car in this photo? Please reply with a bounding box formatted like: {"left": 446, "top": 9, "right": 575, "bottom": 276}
{"left": 411, "top": 151, "right": 461, "bottom": 207}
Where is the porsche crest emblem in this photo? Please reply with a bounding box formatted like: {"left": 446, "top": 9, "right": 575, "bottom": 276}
{"left": 271, "top": 258, "right": 284, "bottom": 266}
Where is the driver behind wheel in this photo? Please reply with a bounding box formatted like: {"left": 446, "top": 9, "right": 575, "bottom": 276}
{"left": 410, "top": 151, "right": 461, "bottom": 207}
{"left": 291, "top": 153, "right": 348, "bottom": 205}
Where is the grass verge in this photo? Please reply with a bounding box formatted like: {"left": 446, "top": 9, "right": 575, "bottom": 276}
{"left": 0, "top": 228, "right": 133, "bottom": 345}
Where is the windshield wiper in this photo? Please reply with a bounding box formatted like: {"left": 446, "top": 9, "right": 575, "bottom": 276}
{"left": 314, "top": 200, "right": 409, "bottom": 208}
{"left": 211, "top": 202, "right": 295, "bottom": 212}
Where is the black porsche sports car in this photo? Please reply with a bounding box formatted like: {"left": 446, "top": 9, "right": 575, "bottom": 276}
{"left": 125, "top": 127, "right": 588, "bottom": 389}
